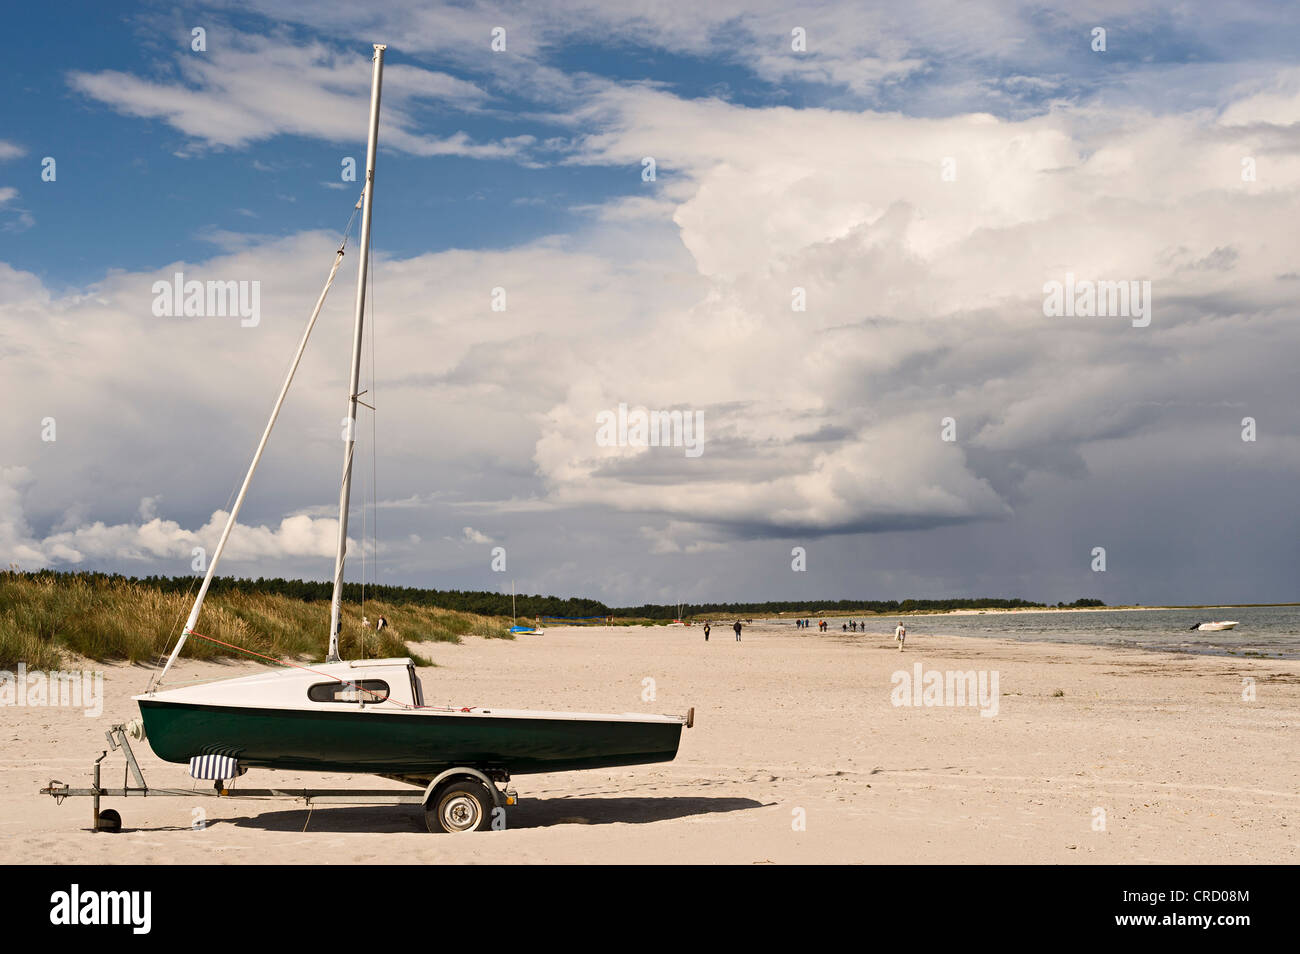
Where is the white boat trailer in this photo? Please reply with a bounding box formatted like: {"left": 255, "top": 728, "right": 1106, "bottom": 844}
{"left": 41, "top": 723, "right": 518, "bottom": 833}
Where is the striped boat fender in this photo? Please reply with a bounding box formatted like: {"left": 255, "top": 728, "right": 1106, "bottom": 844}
{"left": 188, "top": 754, "right": 245, "bottom": 780}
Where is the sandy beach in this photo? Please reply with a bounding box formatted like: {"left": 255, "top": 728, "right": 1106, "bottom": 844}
{"left": 3, "top": 622, "right": 1297, "bottom": 864}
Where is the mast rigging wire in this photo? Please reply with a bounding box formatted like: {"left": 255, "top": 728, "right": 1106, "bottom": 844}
{"left": 149, "top": 198, "right": 364, "bottom": 689}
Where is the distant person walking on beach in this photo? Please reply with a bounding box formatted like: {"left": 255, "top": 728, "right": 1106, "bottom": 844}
{"left": 894, "top": 621, "right": 906, "bottom": 650}
{"left": 704, "top": 621, "right": 711, "bottom": 641}
{"left": 733, "top": 620, "right": 742, "bottom": 641}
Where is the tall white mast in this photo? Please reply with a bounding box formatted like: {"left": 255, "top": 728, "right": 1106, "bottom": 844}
{"left": 328, "top": 43, "right": 386, "bottom": 662}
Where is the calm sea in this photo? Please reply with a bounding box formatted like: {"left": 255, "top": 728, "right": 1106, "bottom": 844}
{"left": 767, "top": 606, "right": 1300, "bottom": 659}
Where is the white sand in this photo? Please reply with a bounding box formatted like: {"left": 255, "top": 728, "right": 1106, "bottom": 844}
{"left": 3, "top": 623, "right": 1297, "bottom": 863}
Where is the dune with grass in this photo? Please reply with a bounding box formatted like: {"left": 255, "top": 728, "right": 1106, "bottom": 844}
{"left": 0, "top": 571, "right": 515, "bottom": 671}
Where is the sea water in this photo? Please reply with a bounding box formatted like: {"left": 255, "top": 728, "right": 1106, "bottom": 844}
{"left": 769, "top": 606, "right": 1300, "bottom": 659}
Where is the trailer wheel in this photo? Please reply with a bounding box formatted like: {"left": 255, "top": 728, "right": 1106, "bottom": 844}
{"left": 427, "top": 779, "right": 493, "bottom": 833}
{"left": 96, "top": 809, "right": 122, "bottom": 832}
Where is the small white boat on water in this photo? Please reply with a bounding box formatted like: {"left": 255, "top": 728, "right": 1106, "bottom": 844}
{"left": 1192, "top": 620, "right": 1240, "bottom": 632}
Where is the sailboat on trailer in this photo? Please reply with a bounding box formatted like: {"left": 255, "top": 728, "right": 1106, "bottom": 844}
{"left": 133, "top": 46, "right": 689, "bottom": 813}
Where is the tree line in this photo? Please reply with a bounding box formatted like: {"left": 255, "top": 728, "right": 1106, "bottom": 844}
{"left": 624, "top": 597, "right": 1058, "bottom": 619}
{"left": 4, "top": 570, "right": 606, "bottom": 619}
{"left": 5, "top": 570, "right": 1101, "bottom": 618}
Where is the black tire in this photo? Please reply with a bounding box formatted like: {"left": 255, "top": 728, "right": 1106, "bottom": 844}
{"left": 96, "top": 809, "right": 122, "bottom": 832}
{"left": 426, "top": 779, "right": 494, "bottom": 833}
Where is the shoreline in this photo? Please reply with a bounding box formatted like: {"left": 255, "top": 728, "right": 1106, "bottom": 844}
{"left": 745, "top": 604, "right": 1295, "bottom": 622}
{"left": 770, "top": 610, "right": 1298, "bottom": 662}
{"left": 31, "top": 605, "right": 1297, "bottom": 673}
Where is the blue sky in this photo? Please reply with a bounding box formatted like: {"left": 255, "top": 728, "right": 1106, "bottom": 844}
{"left": 2, "top": 9, "right": 641, "bottom": 286}
{"left": 7, "top": 2, "right": 1298, "bottom": 286}
{"left": 1, "top": 3, "right": 928, "bottom": 289}
{"left": 13, "top": 1, "right": 1293, "bottom": 286}
{"left": 3, "top": 1, "right": 1299, "bottom": 606}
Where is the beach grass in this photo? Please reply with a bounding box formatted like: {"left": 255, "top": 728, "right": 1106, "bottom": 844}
{"left": 0, "top": 572, "right": 511, "bottom": 669}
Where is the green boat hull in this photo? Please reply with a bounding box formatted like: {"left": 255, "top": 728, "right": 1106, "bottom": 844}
{"left": 137, "top": 700, "right": 683, "bottom": 776}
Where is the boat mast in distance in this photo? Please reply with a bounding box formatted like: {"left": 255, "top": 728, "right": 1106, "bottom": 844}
{"left": 329, "top": 43, "right": 386, "bottom": 662}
